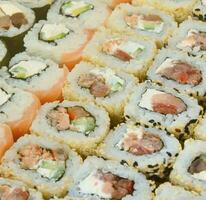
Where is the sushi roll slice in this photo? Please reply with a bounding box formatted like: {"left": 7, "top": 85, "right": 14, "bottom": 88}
{"left": 102, "top": 0, "right": 132, "bottom": 9}
{"left": 67, "top": 156, "right": 153, "bottom": 200}
{"left": 0, "top": 123, "right": 13, "bottom": 159}
{"left": 0, "top": 1, "right": 35, "bottom": 56}
{"left": 83, "top": 28, "right": 157, "bottom": 78}
{"left": 155, "top": 182, "right": 206, "bottom": 200}
{"left": 31, "top": 101, "right": 110, "bottom": 156}
{"left": 0, "top": 52, "right": 68, "bottom": 104}
{"left": 194, "top": 115, "right": 206, "bottom": 140}
{"left": 132, "top": 0, "right": 197, "bottom": 23}
{"left": 147, "top": 48, "right": 206, "bottom": 104}
{"left": 124, "top": 81, "right": 202, "bottom": 139}
{"left": 193, "top": 0, "right": 206, "bottom": 21}
{"left": 168, "top": 19, "right": 206, "bottom": 62}
{"left": 106, "top": 3, "right": 177, "bottom": 48}
{"left": 63, "top": 61, "right": 137, "bottom": 124}
{"left": 98, "top": 122, "right": 181, "bottom": 177}
{"left": 0, "top": 177, "right": 44, "bottom": 199}
{"left": 24, "top": 20, "right": 93, "bottom": 70}
{"left": 0, "top": 80, "right": 40, "bottom": 140}
{"left": 0, "top": 40, "right": 8, "bottom": 67}
{"left": 0, "top": 135, "right": 82, "bottom": 199}
{"left": 170, "top": 139, "right": 206, "bottom": 193}
{"left": 47, "top": 0, "right": 111, "bottom": 31}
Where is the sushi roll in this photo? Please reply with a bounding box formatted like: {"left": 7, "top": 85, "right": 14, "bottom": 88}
{"left": 0, "top": 177, "right": 44, "bottom": 199}
{"left": 168, "top": 19, "right": 206, "bottom": 62}
{"left": 98, "top": 122, "right": 181, "bottom": 177}
{"left": 132, "top": 0, "right": 197, "bottom": 23}
{"left": 67, "top": 156, "right": 153, "bottom": 200}
{"left": 0, "top": 1, "right": 35, "bottom": 56}
{"left": 106, "top": 3, "right": 177, "bottom": 48}
{"left": 0, "top": 52, "right": 68, "bottom": 104}
{"left": 47, "top": 0, "right": 111, "bottom": 31}
{"left": 0, "top": 40, "right": 8, "bottom": 67}
{"left": 83, "top": 28, "right": 157, "bottom": 78}
{"left": 63, "top": 61, "right": 137, "bottom": 124}
{"left": 31, "top": 101, "right": 110, "bottom": 156}
{"left": 147, "top": 48, "right": 206, "bottom": 104}
{"left": 154, "top": 182, "right": 206, "bottom": 200}
{"left": 0, "top": 80, "right": 40, "bottom": 140}
{"left": 194, "top": 115, "right": 206, "bottom": 140}
{"left": 0, "top": 135, "right": 82, "bottom": 199}
{"left": 193, "top": 0, "right": 206, "bottom": 21}
{"left": 170, "top": 139, "right": 206, "bottom": 193}
{"left": 124, "top": 81, "right": 202, "bottom": 139}
{"left": 24, "top": 19, "right": 93, "bottom": 70}
{"left": 102, "top": 0, "right": 132, "bottom": 9}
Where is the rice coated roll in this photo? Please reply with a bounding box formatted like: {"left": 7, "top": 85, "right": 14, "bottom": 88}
{"left": 47, "top": 0, "right": 111, "bottom": 31}
{"left": 83, "top": 28, "right": 157, "bottom": 78}
{"left": 0, "top": 135, "right": 82, "bottom": 199}
{"left": 0, "top": 1, "right": 35, "bottom": 56}
{"left": 98, "top": 122, "right": 181, "bottom": 177}
{"left": 24, "top": 19, "right": 93, "bottom": 70}
{"left": 193, "top": 0, "right": 206, "bottom": 21}
{"left": 194, "top": 115, "right": 206, "bottom": 140}
{"left": 31, "top": 101, "right": 110, "bottom": 156}
{"left": 0, "top": 80, "right": 40, "bottom": 140}
{"left": 154, "top": 182, "right": 206, "bottom": 200}
{"left": 68, "top": 156, "right": 153, "bottom": 200}
{"left": 124, "top": 81, "right": 202, "bottom": 139}
{"left": 0, "top": 177, "right": 44, "bottom": 199}
{"left": 63, "top": 61, "right": 137, "bottom": 124}
{"left": 170, "top": 139, "right": 206, "bottom": 193}
{"left": 147, "top": 48, "right": 206, "bottom": 103}
{"left": 106, "top": 3, "right": 177, "bottom": 48}
{"left": 168, "top": 19, "right": 206, "bottom": 62}
{"left": 0, "top": 52, "right": 68, "bottom": 104}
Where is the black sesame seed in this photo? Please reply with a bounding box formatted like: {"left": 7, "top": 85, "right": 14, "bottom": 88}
{"left": 144, "top": 125, "right": 149, "bottom": 128}
{"left": 175, "top": 128, "right": 181, "bottom": 133}
{"left": 133, "top": 161, "right": 138, "bottom": 167}
{"left": 120, "top": 160, "right": 128, "bottom": 166}
{"left": 195, "top": 8, "right": 200, "bottom": 11}
{"left": 166, "top": 152, "right": 172, "bottom": 157}
{"left": 149, "top": 119, "right": 155, "bottom": 123}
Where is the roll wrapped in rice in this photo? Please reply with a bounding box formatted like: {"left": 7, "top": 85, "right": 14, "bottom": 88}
{"left": 47, "top": 0, "right": 111, "bottom": 31}
{"left": 98, "top": 122, "right": 181, "bottom": 177}
{"left": 168, "top": 19, "right": 206, "bottom": 61}
{"left": 155, "top": 182, "right": 206, "bottom": 200}
{"left": 0, "top": 40, "right": 8, "bottom": 67}
{"left": 0, "top": 1, "right": 35, "bottom": 56}
{"left": 124, "top": 81, "right": 202, "bottom": 139}
{"left": 193, "top": 0, "right": 206, "bottom": 21}
{"left": 0, "top": 177, "right": 44, "bottom": 199}
{"left": 0, "top": 52, "right": 68, "bottom": 104}
{"left": 170, "top": 139, "right": 206, "bottom": 193}
{"left": 63, "top": 61, "right": 137, "bottom": 125}
{"left": 83, "top": 28, "right": 157, "bottom": 78}
{"left": 106, "top": 3, "right": 177, "bottom": 48}
{"left": 31, "top": 101, "right": 110, "bottom": 156}
{"left": 0, "top": 135, "right": 82, "bottom": 199}
{"left": 67, "top": 156, "right": 153, "bottom": 200}
{"left": 24, "top": 19, "right": 93, "bottom": 70}
{"left": 147, "top": 48, "right": 206, "bottom": 104}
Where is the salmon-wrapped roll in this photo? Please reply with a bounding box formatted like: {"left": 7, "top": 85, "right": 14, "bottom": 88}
{"left": 0, "top": 135, "right": 82, "bottom": 199}
{"left": 124, "top": 81, "right": 202, "bottom": 139}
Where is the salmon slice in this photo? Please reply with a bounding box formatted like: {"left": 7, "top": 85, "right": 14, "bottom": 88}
{"left": 6, "top": 94, "right": 40, "bottom": 140}
{"left": 0, "top": 123, "right": 13, "bottom": 159}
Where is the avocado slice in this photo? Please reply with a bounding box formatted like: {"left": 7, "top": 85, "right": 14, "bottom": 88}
{"left": 10, "top": 66, "right": 27, "bottom": 79}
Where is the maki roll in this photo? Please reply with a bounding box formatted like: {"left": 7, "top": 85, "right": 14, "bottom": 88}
{"left": 0, "top": 177, "right": 44, "bottom": 199}
{"left": 31, "top": 101, "right": 110, "bottom": 155}
{"left": 0, "top": 1, "right": 35, "bottom": 56}
{"left": 106, "top": 3, "right": 177, "bottom": 48}
{"left": 98, "top": 122, "right": 181, "bottom": 177}
{"left": 194, "top": 115, "right": 206, "bottom": 140}
{"left": 24, "top": 19, "right": 93, "bottom": 70}
{"left": 193, "top": 0, "right": 206, "bottom": 21}
{"left": 0, "top": 40, "right": 8, "bottom": 67}
{"left": 170, "top": 139, "right": 206, "bottom": 193}
{"left": 68, "top": 156, "right": 153, "bottom": 200}
{"left": 124, "top": 81, "right": 202, "bottom": 139}
{"left": 0, "top": 52, "right": 68, "bottom": 104}
{"left": 168, "top": 19, "right": 206, "bottom": 61}
{"left": 155, "top": 182, "right": 206, "bottom": 200}
{"left": 0, "top": 135, "right": 82, "bottom": 199}
{"left": 0, "top": 80, "right": 40, "bottom": 140}
{"left": 83, "top": 28, "right": 157, "bottom": 78}
{"left": 63, "top": 61, "right": 137, "bottom": 124}
{"left": 147, "top": 49, "right": 206, "bottom": 104}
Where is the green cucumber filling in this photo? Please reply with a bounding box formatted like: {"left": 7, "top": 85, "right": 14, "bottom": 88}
{"left": 9, "top": 60, "right": 48, "bottom": 79}
{"left": 47, "top": 106, "right": 96, "bottom": 135}
{"left": 78, "top": 68, "right": 125, "bottom": 97}
{"left": 18, "top": 144, "right": 67, "bottom": 182}
{"left": 61, "top": 0, "right": 94, "bottom": 17}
